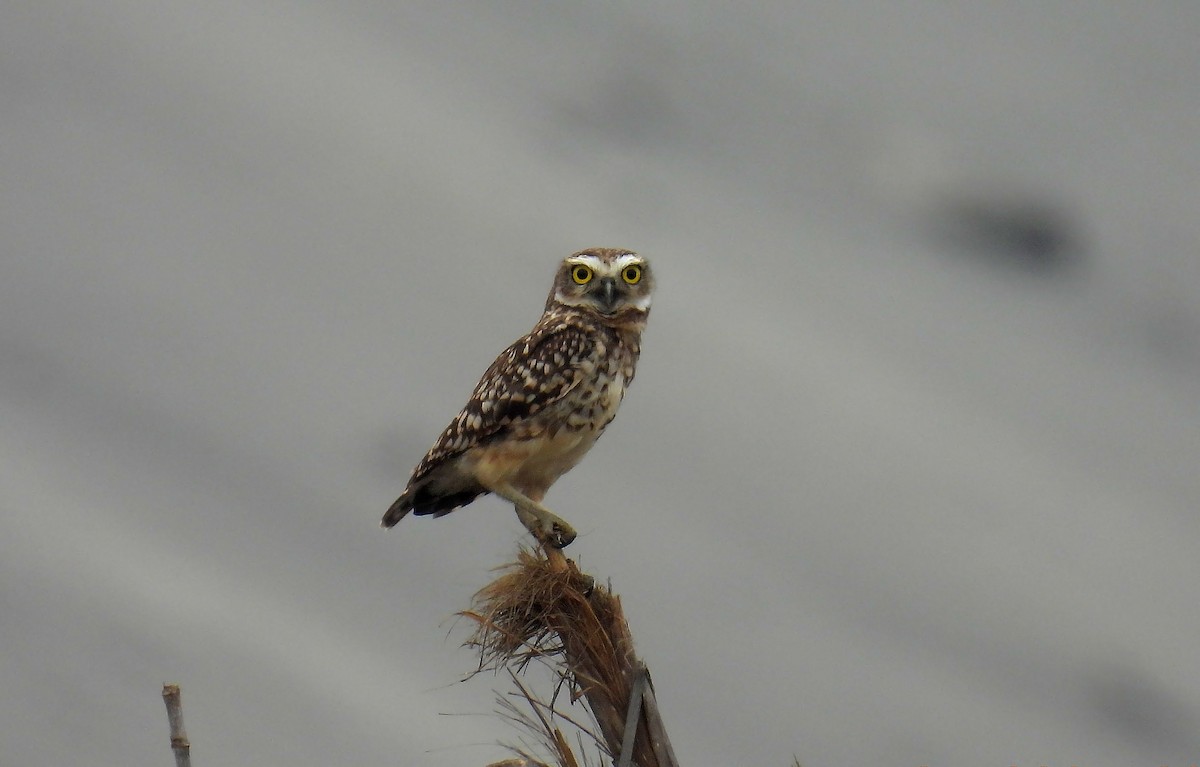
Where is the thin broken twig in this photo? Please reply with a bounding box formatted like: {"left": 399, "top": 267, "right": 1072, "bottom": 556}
{"left": 161, "top": 684, "right": 192, "bottom": 767}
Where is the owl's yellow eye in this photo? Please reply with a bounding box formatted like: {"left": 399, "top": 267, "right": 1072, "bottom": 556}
{"left": 571, "top": 265, "right": 593, "bottom": 284}
{"left": 621, "top": 265, "right": 642, "bottom": 285}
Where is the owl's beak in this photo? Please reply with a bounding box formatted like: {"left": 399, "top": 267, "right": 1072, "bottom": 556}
{"left": 594, "top": 277, "right": 619, "bottom": 313}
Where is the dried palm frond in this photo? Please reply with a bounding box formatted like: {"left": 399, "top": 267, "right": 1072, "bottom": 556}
{"left": 463, "top": 548, "right": 677, "bottom": 767}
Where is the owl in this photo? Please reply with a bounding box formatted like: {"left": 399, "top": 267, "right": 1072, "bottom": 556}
{"left": 382, "top": 248, "right": 654, "bottom": 548}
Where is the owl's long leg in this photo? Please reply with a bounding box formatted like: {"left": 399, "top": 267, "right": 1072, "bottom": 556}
{"left": 490, "top": 483, "right": 577, "bottom": 549}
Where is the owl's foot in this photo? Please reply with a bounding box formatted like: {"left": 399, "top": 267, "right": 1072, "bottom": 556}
{"left": 514, "top": 503, "right": 577, "bottom": 549}
{"left": 490, "top": 482, "right": 577, "bottom": 548}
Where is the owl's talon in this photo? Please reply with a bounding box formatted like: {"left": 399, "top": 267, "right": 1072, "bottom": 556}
{"left": 530, "top": 514, "right": 575, "bottom": 549}
{"left": 545, "top": 521, "right": 576, "bottom": 549}
{"left": 511, "top": 502, "right": 575, "bottom": 548}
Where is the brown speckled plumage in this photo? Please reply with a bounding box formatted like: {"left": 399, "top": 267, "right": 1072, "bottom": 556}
{"left": 383, "top": 248, "right": 653, "bottom": 530}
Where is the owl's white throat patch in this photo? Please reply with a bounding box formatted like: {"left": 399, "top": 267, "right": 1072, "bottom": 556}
{"left": 553, "top": 289, "right": 651, "bottom": 312}
{"left": 628, "top": 293, "right": 652, "bottom": 310}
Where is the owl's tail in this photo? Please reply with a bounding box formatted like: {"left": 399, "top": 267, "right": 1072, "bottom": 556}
{"left": 381, "top": 491, "right": 413, "bottom": 528}
{"left": 382, "top": 475, "right": 485, "bottom": 528}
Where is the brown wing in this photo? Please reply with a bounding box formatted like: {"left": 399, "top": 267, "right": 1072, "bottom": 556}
{"left": 382, "top": 317, "right": 594, "bottom": 525}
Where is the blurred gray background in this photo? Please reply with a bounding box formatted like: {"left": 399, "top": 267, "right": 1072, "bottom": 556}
{"left": 3, "top": 3, "right": 1199, "bottom": 765}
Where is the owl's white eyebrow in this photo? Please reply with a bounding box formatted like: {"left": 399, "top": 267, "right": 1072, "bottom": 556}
{"left": 564, "top": 255, "right": 605, "bottom": 269}
{"left": 564, "top": 253, "right": 644, "bottom": 271}
{"left": 612, "top": 253, "right": 643, "bottom": 269}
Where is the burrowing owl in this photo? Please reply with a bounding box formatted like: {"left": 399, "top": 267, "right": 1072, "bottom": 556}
{"left": 382, "top": 248, "right": 654, "bottom": 548}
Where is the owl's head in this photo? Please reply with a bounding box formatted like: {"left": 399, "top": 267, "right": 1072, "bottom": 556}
{"left": 547, "top": 248, "right": 654, "bottom": 323}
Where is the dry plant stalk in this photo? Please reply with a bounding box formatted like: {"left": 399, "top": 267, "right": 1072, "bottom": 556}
{"left": 465, "top": 548, "right": 678, "bottom": 767}
{"left": 161, "top": 684, "right": 192, "bottom": 767}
